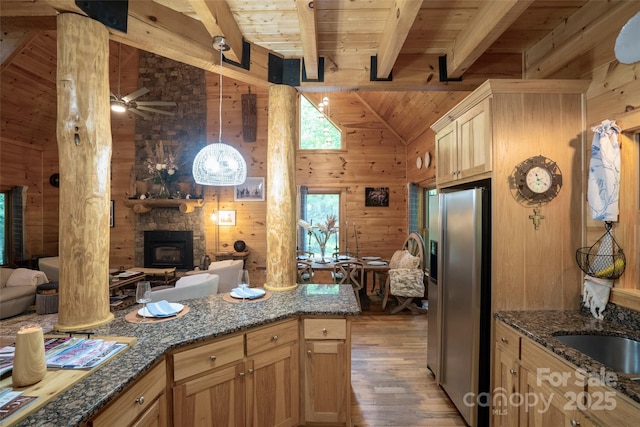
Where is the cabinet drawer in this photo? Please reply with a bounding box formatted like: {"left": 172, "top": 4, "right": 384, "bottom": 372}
{"left": 246, "top": 319, "right": 298, "bottom": 356}
{"left": 495, "top": 321, "right": 521, "bottom": 358}
{"left": 521, "top": 338, "right": 585, "bottom": 397}
{"left": 304, "top": 318, "right": 346, "bottom": 340}
{"left": 173, "top": 335, "right": 244, "bottom": 382}
{"left": 91, "top": 360, "right": 166, "bottom": 426}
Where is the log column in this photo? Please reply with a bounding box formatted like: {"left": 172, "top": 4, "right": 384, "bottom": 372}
{"left": 55, "top": 13, "right": 113, "bottom": 330}
{"left": 265, "top": 85, "right": 298, "bottom": 291}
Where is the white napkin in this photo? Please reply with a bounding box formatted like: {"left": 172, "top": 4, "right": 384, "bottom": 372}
{"left": 232, "top": 287, "right": 265, "bottom": 299}
{"left": 146, "top": 300, "right": 179, "bottom": 317}
{"left": 582, "top": 275, "right": 613, "bottom": 320}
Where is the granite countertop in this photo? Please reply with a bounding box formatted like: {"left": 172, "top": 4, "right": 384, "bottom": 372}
{"left": 15, "top": 284, "right": 359, "bottom": 427}
{"left": 496, "top": 309, "right": 640, "bottom": 405}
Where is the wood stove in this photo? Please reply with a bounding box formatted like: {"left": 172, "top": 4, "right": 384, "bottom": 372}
{"left": 144, "top": 230, "right": 193, "bottom": 270}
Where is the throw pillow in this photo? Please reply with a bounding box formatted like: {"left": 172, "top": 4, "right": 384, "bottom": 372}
{"left": 389, "top": 250, "right": 407, "bottom": 269}
{"left": 398, "top": 252, "right": 421, "bottom": 269}
{"left": 389, "top": 269, "right": 424, "bottom": 297}
{"left": 6, "top": 268, "right": 47, "bottom": 287}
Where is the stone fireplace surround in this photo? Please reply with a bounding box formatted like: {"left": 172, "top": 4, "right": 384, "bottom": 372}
{"left": 132, "top": 51, "right": 208, "bottom": 269}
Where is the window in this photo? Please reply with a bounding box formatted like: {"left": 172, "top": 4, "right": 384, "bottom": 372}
{"left": 299, "top": 95, "right": 342, "bottom": 149}
{"left": 0, "top": 191, "right": 7, "bottom": 265}
{"left": 298, "top": 187, "right": 345, "bottom": 256}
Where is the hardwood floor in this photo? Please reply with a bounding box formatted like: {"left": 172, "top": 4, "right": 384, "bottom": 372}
{"left": 350, "top": 313, "right": 466, "bottom": 426}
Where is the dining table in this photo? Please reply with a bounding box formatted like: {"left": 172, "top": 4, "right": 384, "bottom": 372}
{"left": 299, "top": 255, "right": 390, "bottom": 310}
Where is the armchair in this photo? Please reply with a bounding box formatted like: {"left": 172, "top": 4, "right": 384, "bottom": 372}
{"left": 1, "top": 267, "right": 49, "bottom": 319}
{"left": 382, "top": 233, "right": 426, "bottom": 314}
{"left": 150, "top": 273, "right": 218, "bottom": 303}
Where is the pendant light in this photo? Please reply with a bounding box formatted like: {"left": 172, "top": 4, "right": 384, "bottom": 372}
{"left": 192, "top": 36, "right": 247, "bottom": 186}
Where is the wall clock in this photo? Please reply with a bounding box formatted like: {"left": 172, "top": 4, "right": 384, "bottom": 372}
{"left": 510, "top": 155, "right": 562, "bottom": 230}
{"left": 512, "top": 155, "right": 562, "bottom": 204}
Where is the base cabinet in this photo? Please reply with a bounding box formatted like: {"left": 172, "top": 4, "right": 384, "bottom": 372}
{"left": 302, "top": 318, "right": 351, "bottom": 425}
{"left": 171, "top": 319, "right": 299, "bottom": 427}
{"left": 494, "top": 320, "right": 640, "bottom": 427}
{"left": 89, "top": 360, "right": 167, "bottom": 427}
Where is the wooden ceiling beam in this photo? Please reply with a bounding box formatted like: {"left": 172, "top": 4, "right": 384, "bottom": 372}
{"left": 295, "top": 0, "right": 319, "bottom": 80}
{"left": 352, "top": 92, "right": 407, "bottom": 145}
{"left": 525, "top": 0, "right": 639, "bottom": 79}
{"left": 376, "top": 0, "right": 422, "bottom": 79}
{"left": 446, "top": 0, "right": 533, "bottom": 79}
{"left": 187, "top": 0, "right": 243, "bottom": 64}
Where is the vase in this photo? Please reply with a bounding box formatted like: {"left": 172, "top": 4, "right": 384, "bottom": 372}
{"left": 158, "top": 182, "right": 170, "bottom": 199}
{"left": 318, "top": 244, "right": 328, "bottom": 264}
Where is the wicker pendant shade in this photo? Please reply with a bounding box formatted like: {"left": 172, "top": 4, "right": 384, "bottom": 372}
{"left": 192, "top": 36, "right": 247, "bottom": 186}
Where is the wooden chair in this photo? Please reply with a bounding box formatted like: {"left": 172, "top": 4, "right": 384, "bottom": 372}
{"left": 297, "top": 261, "right": 315, "bottom": 284}
{"left": 333, "top": 261, "right": 365, "bottom": 310}
{"left": 382, "top": 232, "right": 426, "bottom": 314}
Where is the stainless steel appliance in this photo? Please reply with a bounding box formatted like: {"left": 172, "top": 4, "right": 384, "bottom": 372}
{"left": 438, "top": 186, "right": 491, "bottom": 427}
{"left": 427, "top": 189, "right": 439, "bottom": 377}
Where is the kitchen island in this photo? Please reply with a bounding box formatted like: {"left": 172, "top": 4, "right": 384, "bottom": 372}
{"left": 10, "top": 284, "right": 359, "bottom": 427}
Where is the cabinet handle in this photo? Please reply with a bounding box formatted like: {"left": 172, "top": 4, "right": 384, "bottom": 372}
{"left": 135, "top": 396, "right": 145, "bottom": 405}
{"left": 509, "top": 369, "right": 517, "bottom": 375}
{"left": 239, "top": 372, "right": 245, "bottom": 377}
{"left": 570, "top": 420, "right": 580, "bottom": 427}
{"left": 307, "top": 350, "right": 312, "bottom": 356}
{"left": 272, "top": 335, "right": 278, "bottom": 342}
{"left": 210, "top": 355, "right": 217, "bottom": 361}
{"left": 322, "top": 328, "right": 328, "bottom": 335}
{"left": 501, "top": 337, "right": 509, "bottom": 344}
{"left": 451, "top": 171, "right": 456, "bottom": 176}
{"left": 248, "top": 368, "right": 254, "bottom": 375}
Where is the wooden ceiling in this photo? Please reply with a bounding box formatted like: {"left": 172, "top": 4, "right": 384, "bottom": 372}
{"left": 2, "top": 0, "right": 637, "bottom": 147}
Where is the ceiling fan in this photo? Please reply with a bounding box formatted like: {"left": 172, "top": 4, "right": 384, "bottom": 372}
{"left": 110, "top": 44, "right": 177, "bottom": 120}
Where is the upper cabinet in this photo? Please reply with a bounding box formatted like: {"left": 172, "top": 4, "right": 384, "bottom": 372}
{"left": 434, "top": 98, "right": 492, "bottom": 185}
{"left": 433, "top": 79, "right": 591, "bottom": 312}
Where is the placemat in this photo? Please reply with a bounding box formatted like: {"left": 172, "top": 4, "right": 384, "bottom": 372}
{"left": 222, "top": 290, "right": 272, "bottom": 304}
{"left": 124, "top": 305, "right": 190, "bottom": 323}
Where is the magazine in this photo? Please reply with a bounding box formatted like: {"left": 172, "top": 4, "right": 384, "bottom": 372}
{"left": 45, "top": 339, "right": 127, "bottom": 369}
{"left": 0, "top": 389, "right": 38, "bottom": 421}
{"left": 0, "top": 337, "right": 74, "bottom": 377}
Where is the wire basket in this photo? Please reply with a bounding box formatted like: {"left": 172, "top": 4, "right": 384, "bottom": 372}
{"left": 575, "top": 223, "right": 626, "bottom": 280}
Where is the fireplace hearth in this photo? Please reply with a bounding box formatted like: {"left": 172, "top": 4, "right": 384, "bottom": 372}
{"left": 144, "top": 230, "right": 194, "bottom": 270}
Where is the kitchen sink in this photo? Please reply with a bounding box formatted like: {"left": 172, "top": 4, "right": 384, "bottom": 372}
{"left": 554, "top": 334, "right": 640, "bottom": 375}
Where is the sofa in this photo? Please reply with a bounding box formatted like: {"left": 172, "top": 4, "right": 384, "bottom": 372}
{"left": 1, "top": 267, "right": 49, "bottom": 319}
{"left": 149, "top": 273, "right": 219, "bottom": 303}
{"left": 186, "top": 259, "right": 244, "bottom": 294}
{"left": 38, "top": 256, "right": 59, "bottom": 282}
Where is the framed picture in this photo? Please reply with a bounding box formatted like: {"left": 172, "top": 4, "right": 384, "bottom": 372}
{"left": 365, "top": 187, "right": 389, "bottom": 207}
{"left": 235, "top": 177, "right": 265, "bottom": 201}
{"left": 110, "top": 200, "right": 115, "bottom": 227}
{"left": 218, "top": 210, "right": 236, "bottom": 226}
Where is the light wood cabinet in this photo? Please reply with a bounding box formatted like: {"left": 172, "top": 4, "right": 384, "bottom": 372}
{"left": 493, "top": 320, "right": 523, "bottom": 427}
{"left": 302, "top": 317, "right": 351, "bottom": 425}
{"left": 90, "top": 360, "right": 167, "bottom": 427}
{"left": 433, "top": 80, "right": 591, "bottom": 313}
{"left": 435, "top": 98, "right": 492, "bottom": 185}
{"left": 171, "top": 318, "right": 299, "bottom": 427}
{"left": 494, "top": 321, "right": 640, "bottom": 427}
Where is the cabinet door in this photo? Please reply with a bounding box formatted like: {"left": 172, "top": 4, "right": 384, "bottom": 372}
{"left": 435, "top": 120, "right": 458, "bottom": 185}
{"left": 173, "top": 362, "right": 245, "bottom": 427}
{"left": 519, "top": 367, "right": 582, "bottom": 427}
{"left": 304, "top": 340, "right": 348, "bottom": 424}
{"left": 132, "top": 394, "right": 167, "bottom": 427}
{"left": 246, "top": 342, "right": 299, "bottom": 427}
{"left": 456, "top": 98, "right": 492, "bottom": 181}
{"left": 493, "top": 346, "right": 520, "bottom": 427}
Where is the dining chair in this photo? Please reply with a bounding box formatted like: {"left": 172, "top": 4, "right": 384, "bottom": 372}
{"left": 332, "top": 261, "right": 365, "bottom": 310}
{"left": 297, "top": 261, "right": 315, "bottom": 284}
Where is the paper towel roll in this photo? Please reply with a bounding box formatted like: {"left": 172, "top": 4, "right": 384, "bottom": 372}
{"left": 13, "top": 325, "right": 47, "bottom": 387}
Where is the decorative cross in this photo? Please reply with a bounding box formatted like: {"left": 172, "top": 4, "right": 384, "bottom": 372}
{"left": 529, "top": 208, "right": 545, "bottom": 230}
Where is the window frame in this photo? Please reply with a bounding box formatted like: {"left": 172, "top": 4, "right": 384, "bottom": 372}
{"left": 298, "top": 186, "right": 348, "bottom": 255}
{"left": 0, "top": 189, "right": 11, "bottom": 266}
{"left": 298, "top": 94, "right": 344, "bottom": 151}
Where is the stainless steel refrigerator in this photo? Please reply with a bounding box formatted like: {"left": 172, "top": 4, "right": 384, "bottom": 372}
{"left": 438, "top": 186, "right": 491, "bottom": 427}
